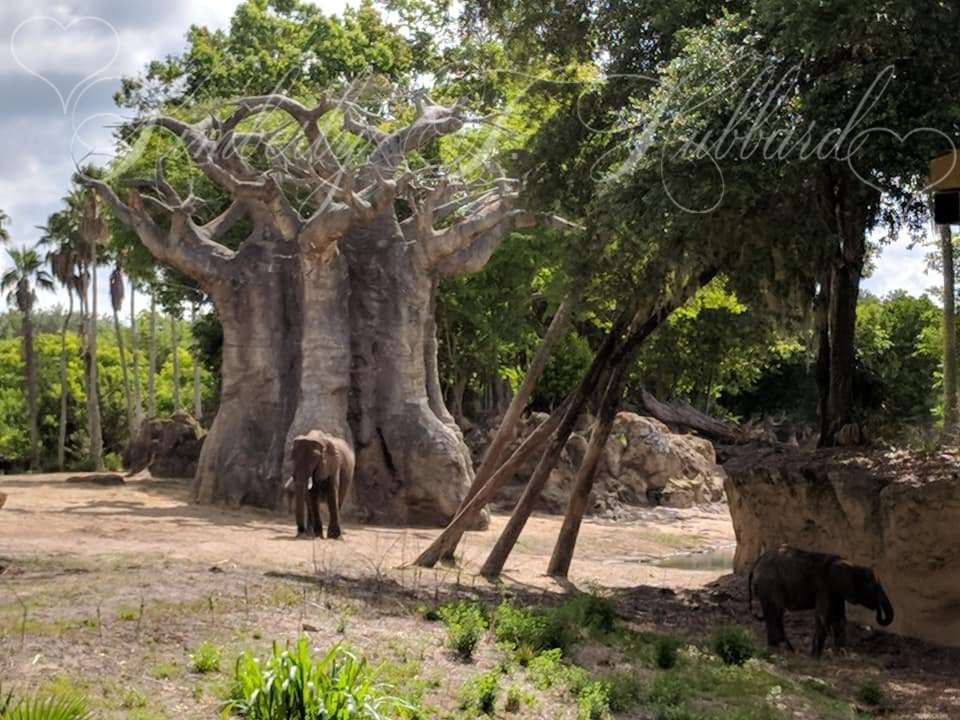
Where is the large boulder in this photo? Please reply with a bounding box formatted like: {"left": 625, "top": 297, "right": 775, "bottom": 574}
{"left": 125, "top": 412, "right": 206, "bottom": 479}
{"left": 490, "top": 411, "right": 726, "bottom": 515}
{"left": 725, "top": 447, "right": 960, "bottom": 647}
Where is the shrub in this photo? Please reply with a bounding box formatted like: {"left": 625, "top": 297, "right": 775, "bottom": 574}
{"left": 190, "top": 641, "right": 221, "bottom": 674}
{"left": 226, "top": 635, "right": 415, "bottom": 720}
{"left": 493, "top": 601, "right": 547, "bottom": 650}
{"left": 710, "top": 626, "right": 755, "bottom": 666}
{"left": 564, "top": 593, "right": 617, "bottom": 635}
{"left": 604, "top": 671, "right": 646, "bottom": 712}
{"left": 655, "top": 636, "right": 680, "bottom": 669}
{"left": 858, "top": 679, "right": 884, "bottom": 707}
{"left": 459, "top": 671, "right": 498, "bottom": 715}
{"left": 527, "top": 648, "right": 564, "bottom": 690}
{"left": 649, "top": 672, "right": 687, "bottom": 708}
{"left": 438, "top": 601, "right": 487, "bottom": 660}
{"left": 577, "top": 681, "right": 611, "bottom": 720}
{"left": 503, "top": 685, "right": 531, "bottom": 713}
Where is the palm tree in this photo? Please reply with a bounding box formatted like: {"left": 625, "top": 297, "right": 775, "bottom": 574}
{"left": 1, "top": 243, "right": 55, "bottom": 469}
{"left": 82, "top": 190, "right": 107, "bottom": 471}
{"left": 110, "top": 261, "right": 134, "bottom": 434}
{"left": 0, "top": 210, "right": 10, "bottom": 242}
{"left": 39, "top": 197, "right": 89, "bottom": 470}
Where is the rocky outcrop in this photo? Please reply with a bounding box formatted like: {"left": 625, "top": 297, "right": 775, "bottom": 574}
{"left": 725, "top": 447, "right": 960, "bottom": 647}
{"left": 481, "top": 411, "right": 726, "bottom": 516}
{"left": 125, "top": 412, "right": 206, "bottom": 479}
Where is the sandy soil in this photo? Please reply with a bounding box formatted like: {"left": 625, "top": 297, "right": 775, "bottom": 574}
{"left": 1, "top": 472, "right": 958, "bottom": 719}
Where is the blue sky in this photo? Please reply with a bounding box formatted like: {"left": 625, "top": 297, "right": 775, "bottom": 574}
{"left": 0, "top": 0, "right": 941, "bottom": 313}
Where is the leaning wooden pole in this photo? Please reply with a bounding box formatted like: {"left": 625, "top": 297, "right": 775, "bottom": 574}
{"left": 461, "top": 296, "right": 576, "bottom": 509}
{"left": 478, "top": 315, "right": 628, "bottom": 578}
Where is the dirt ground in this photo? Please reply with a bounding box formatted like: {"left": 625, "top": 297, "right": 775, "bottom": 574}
{"left": 1, "top": 472, "right": 958, "bottom": 719}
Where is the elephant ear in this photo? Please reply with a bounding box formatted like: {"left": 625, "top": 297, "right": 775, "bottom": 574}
{"left": 825, "top": 560, "right": 857, "bottom": 602}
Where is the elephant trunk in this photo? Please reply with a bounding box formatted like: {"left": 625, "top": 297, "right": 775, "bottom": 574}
{"left": 875, "top": 587, "right": 894, "bottom": 626}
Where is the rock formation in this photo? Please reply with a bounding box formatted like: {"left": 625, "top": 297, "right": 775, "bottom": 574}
{"left": 471, "top": 411, "right": 727, "bottom": 516}
{"left": 125, "top": 412, "right": 206, "bottom": 479}
{"left": 725, "top": 447, "right": 960, "bottom": 647}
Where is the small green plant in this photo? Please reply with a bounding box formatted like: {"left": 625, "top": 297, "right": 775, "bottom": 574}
{"left": 493, "top": 601, "right": 547, "bottom": 650}
{"left": 117, "top": 607, "right": 139, "bottom": 622}
{"left": 0, "top": 689, "right": 93, "bottom": 720}
{"left": 226, "top": 635, "right": 415, "bottom": 720}
{"left": 190, "top": 641, "right": 222, "bottom": 674}
{"left": 503, "top": 685, "right": 532, "bottom": 713}
{"left": 459, "top": 670, "right": 499, "bottom": 715}
{"left": 649, "top": 671, "right": 687, "bottom": 708}
{"left": 526, "top": 648, "right": 564, "bottom": 690}
{"left": 710, "top": 625, "right": 755, "bottom": 666}
{"left": 437, "top": 601, "right": 487, "bottom": 660}
{"left": 119, "top": 687, "right": 148, "bottom": 709}
{"left": 104, "top": 452, "right": 123, "bottom": 472}
{"left": 577, "top": 681, "right": 611, "bottom": 720}
{"left": 604, "top": 671, "right": 646, "bottom": 712}
{"left": 858, "top": 678, "right": 884, "bottom": 707}
{"left": 655, "top": 635, "right": 680, "bottom": 669}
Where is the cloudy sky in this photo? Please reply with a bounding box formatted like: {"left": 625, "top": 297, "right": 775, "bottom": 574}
{"left": 0, "top": 0, "right": 941, "bottom": 314}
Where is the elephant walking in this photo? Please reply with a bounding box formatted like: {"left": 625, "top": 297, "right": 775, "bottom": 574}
{"left": 749, "top": 545, "right": 894, "bottom": 657}
{"left": 290, "top": 430, "right": 355, "bottom": 539}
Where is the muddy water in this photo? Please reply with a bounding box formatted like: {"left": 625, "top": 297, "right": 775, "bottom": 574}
{"left": 654, "top": 543, "right": 737, "bottom": 571}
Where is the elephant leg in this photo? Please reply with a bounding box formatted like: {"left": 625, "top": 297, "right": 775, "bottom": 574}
{"left": 308, "top": 472, "right": 324, "bottom": 538}
{"left": 832, "top": 599, "right": 847, "bottom": 649}
{"left": 761, "top": 600, "right": 784, "bottom": 648}
{"left": 326, "top": 469, "right": 342, "bottom": 539}
{"left": 294, "top": 479, "right": 308, "bottom": 537}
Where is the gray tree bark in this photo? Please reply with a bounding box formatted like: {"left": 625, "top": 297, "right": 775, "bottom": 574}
{"left": 88, "top": 93, "right": 576, "bottom": 521}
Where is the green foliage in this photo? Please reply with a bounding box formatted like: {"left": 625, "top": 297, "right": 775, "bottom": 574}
{"left": 0, "top": 309, "right": 216, "bottom": 471}
{"left": 437, "top": 601, "right": 488, "bottom": 660}
{"left": 458, "top": 670, "right": 499, "bottom": 715}
{"left": 226, "top": 636, "right": 414, "bottom": 720}
{"left": 526, "top": 648, "right": 564, "bottom": 690}
{"left": 190, "top": 641, "right": 222, "bottom": 674}
{"left": 0, "top": 688, "right": 93, "bottom": 720}
{"left": 857, "top": 679, "right": 884, "bottom": 707}
{"left": 603, "top": 671, "right": 646, "bottom": 712}
{"left": 576, "top": 681, "right": 611, "bottom": 720}
{"left": 654, "top": 635, "right": 680, "bottom": 670}
{"left": 492, "top": 601, "right": 547, "bottom": 650}
{"left": 710, "top": 626, "right": 755, "bottom": 667}
{"left": 649, "top": 671, "right": 687, "bottom": 708}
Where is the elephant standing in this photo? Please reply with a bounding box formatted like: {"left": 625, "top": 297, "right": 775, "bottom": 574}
{"left": 749, "top": 545, "right": 894, "bottom": 657}
{"left": 290, "top": 430, "right": 355, "bottom": 539}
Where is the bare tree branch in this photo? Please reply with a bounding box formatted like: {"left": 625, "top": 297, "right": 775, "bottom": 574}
{"left": 85, "top": 178, "right": 233, "bottom": 288}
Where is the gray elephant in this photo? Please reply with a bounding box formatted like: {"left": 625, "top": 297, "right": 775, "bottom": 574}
{"left": 290, "top": 430, "right": 355, "bottom": 539}
{"left": 748, "top": 545, "right": 894, "bottom": 657}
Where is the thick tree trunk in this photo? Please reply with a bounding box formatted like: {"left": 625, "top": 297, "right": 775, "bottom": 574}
{"left": 194, "top": 237, "right": 304, "bottom": 506}
{"left": 171, "top": 313, "right": 181, "bottom": 414}
{"left": 57, "top": 290, "right": 73, "bottom": 470}
{"left": 941, "top": 224, "right": 958, "bottom": 441}
{"left": 815, "top": 273, "right": 831, "bottom": 442}
{"left": 148, "top": 295, "right": 156, "bottom": 418}
{"left": 825, "top": 256, "right": 861, "bottom": 444}
{"left": 130, "top": 288, "right": 144, "bottom": 432}
{"left": 343, "top": 212, "right": 473, "bottom": 525}
{"left": 87, "top": 261, "right": 103, "bottom": 471}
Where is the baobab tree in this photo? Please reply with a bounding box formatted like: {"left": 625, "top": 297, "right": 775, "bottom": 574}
{"left": 89, "top": 90, "right": 573, "bottom": 522}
